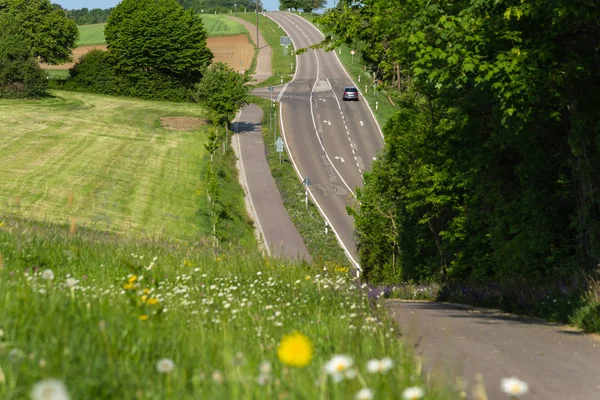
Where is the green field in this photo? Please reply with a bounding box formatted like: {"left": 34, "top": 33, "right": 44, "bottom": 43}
{"left": 0, "top": 91, "right": 253, "bottom": 245}
{"left": 76, "top": 16, "right": 246, "bottom": 45}
{"left": 199, "top": 14, "right": 248, "bottom": 36}
{"left": 77, "top": 23, "right": 106, "bottom": 46}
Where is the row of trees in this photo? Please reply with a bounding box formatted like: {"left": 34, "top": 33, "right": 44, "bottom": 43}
{"left": 279, "top": 0, "right": 326, "bottom": 12}
{"left": 177, "top": 0, "right": 263, "bottom": 13}
{"left": 315, "top": 0, "right": 600, "bottom": 285}
{"left": 65, "top": 7, "right": 113, "bottom": 24}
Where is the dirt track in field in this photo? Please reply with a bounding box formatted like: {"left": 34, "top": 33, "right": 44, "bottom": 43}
{"left": 39, "top": 34, "right": 253, "bottom": 72}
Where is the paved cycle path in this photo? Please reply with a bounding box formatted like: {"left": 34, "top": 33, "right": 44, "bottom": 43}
{"left": 385, "top": 300, "right": 600, "bottom": 399}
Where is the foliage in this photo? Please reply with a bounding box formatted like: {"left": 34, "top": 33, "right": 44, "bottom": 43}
{"left": 67, "top": 7, "right": 114, "bottom": 25}
{"left": 316, "top": 0, "right": 600, "bottom": 295}
{"left": 279, "top": 0, "right": 326, "bottom": 12}
{"left": 196, "top": 62, "right": 251, "bottom": 124}
{"left": 0, "top": 0, "right": 78, "bottom": 64}
{"left": 105, "top": 0, "right": 213, "bottom": 89}
{"left": 177, "top": 0, "right": 263, "bottom": 14}
{"left": 0, "top": 13, "right": 48, "bottom": 98}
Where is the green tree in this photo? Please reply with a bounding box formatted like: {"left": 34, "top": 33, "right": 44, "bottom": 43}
{"left": 196, "top": 62, "right": 251, "bottom": 151}
{"left": 0, "top": 13, "right": 48, "bottom": 98}
{"left": 105, "top": 0, "right": 213, "bottom": 88}
{"left": 0, "top": 0, "right": 78, "bottom": 64}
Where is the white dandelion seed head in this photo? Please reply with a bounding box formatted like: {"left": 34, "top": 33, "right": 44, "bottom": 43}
{"left": 41, "top": 270, "right": 54, "bottom": 281}
{"left": 324, "top": 355, "right": 354, "bottom": 376}
{"left": 65, "top": 278, "right": 78, "bottom": 288}
{"left": 31, "top": 379, "right": 70, "bottom": 400}
{"left": 402, "top": 386, "right": 425, "bottom": 400}
{"left": 211, "top": 370, "right": 224, "bottom": 384}
{"left": 156, "top": 358, "right": 175, "bottom": 374}
{"left": 501, "top": 377, "right": 529, "bottom": 397}
{"left": 259, "top": 360, "right": 272, "bottom": 374}
{"left": 355, "top": 388, "right": 374, "bottom": 400}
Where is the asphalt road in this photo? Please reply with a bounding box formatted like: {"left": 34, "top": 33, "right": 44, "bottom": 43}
{"left": 386, "top": 301, "right": 600, "bottom": 399}
{"left": 264, "top": 12, "right": 384, "bottom": 270}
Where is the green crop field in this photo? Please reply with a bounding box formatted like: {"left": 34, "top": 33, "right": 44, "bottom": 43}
{"left": 0, "top": 91, "right": 253, "bottom": 245}
{"left": 77, "top": 23, "right": 106, "bottom": 46}
{"left": 75, "top": 16, "right": 247, "bottom": 45}
{"left": 199, "top": 14, "right": 247, "bottom": 36}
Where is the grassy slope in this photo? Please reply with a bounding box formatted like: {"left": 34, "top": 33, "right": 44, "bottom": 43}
{"left": 0, "top": 91, "right": 253, "bottom": 246}
{"left": 76, "top": 16, "right": 247, "bottom": 47}
{"left": 234, "top": 13, "right": 295, "bottom": 88}
{"left": 0, "top": 217, "right": 452, "bottom": 399}
{"left": 199, "top": 14, "right": 247, "bottom": 36}
{"left": 77, "top": 23, "right": 106, "bottom": 46}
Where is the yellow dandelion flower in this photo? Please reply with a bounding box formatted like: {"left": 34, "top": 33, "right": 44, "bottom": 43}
{"left": 128, "top": 275, "right": 138, "bottom": 283}
{"left": 216, "top": 257, "right": 220, "bottom": 262}
{"left": 277, "top": 332, "right": 313, "bottom": 367}
{"left": 123, "top": 283, "right": 134, "bottom": 290}
{"left": 146, "top": 298, "right": 159, "bottom": 305}
{"left": 305, "top": 275, "right": 311, "bottom": 280}
{"left": 143, "top": 288, "right": 150, "bottom": 294}
{"left": 139, "top": 315, "right": 149, "bottom": 321}
{"left": 141, "top": 295, "right": 148, "bottom": 303}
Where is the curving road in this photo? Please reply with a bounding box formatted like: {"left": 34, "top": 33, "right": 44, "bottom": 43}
{"left": 265, "top": 12, "right": 384, "bottom": 271}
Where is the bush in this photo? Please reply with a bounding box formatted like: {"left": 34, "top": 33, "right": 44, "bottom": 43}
{"left": 65, "top": 49, "right": 191, "bottom": 101}
{"left": 0, "top": 57, "right": 48, "bottom": 98}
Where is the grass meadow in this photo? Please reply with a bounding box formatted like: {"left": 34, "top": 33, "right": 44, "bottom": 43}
{"left": 0, "top": 215, "right": 451, "bottom": 399}
{"left": 0, "top": 91, "right": 253, "bottom": 247}
{"left": 76, "top": 15, "right": 247, "bottom": 46}
{"left": 77, "top": 23, "right": 106, "bottom": 46}
{"left": 200, "top": 14, "right": 248, "bottom": 37}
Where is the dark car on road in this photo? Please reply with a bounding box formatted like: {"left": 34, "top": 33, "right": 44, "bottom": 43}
{"left": 342, "top": 86, "right": 359, "bottom": 101}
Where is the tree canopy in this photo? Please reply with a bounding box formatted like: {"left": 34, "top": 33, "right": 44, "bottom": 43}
{"left": 318, "top": 0, "right": 600, "bottom": 285}
{"left": 0, "top": 0, "right": 78, "bottom": 64}
{"left": 105, "top": 0, "right": 213, "bottom": 88}
{"left": 279, "top": 0, "right": 326, "bottom": 12}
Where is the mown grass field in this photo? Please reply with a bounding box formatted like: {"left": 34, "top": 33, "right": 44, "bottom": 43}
{"left": 0, "top": 91, "right": 253, "bottom": 246}
{"left": 77, "top": 23, "right": 106, "bottom": 46}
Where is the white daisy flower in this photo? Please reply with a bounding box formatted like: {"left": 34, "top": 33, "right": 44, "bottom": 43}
{"left": 355, "top": 388, "right": 374, "bottom": 400}
{"left": 156, "top": 358, "right": 175, "bottom": 374}
{"left": 41, "top": 270, "right": 54, "bottom": 281}
{"left": 501, "top": 377, "right": 529, "bottom": 397}
{"left": 324, "top": 355, "right": 354, "bottom": 382}
{"left": 402, "top": 386, "right": 425, "bottom": 400}
{"left": 31, "top": 379, "right": 70, "bottom": 400}
{"left": 367, "top": 357, "right": 394, "bottom": 374}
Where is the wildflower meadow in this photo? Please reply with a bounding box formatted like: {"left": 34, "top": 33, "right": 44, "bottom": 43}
{"left": 0, "top": 216, "right": 456, "bottom": 399}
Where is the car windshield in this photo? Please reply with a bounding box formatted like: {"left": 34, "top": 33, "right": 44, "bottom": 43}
{"left": 345, "top": 87, "right": 357, "bottom": 92}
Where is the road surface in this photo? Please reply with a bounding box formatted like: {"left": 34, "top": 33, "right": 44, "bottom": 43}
{"left": 264, "top": 12, "right": 384, "bottom": 271}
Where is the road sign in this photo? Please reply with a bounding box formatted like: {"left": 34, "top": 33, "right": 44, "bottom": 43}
{"left": 303, "top": 176, "right": 310, "bottom": 186}
{"left": 275, "top": 137, "right": 284, "bottom": 152}
{"left": 269, "top": 86, "right": 273, "bottom": 93}
{"left": 280, "top": 36, "right": 291, "bottom": 46}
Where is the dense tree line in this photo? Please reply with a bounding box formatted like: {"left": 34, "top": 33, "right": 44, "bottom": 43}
{"left": 279, "top": 0, "right": 327, "bottom": 12}
{"left": 316, "top": 0, "right": 600, "bottom": 287}
{"left": 177, "top": 0, "right": 263, "bottom": 13}
{"left": 65, "top": 7, "right": 114, "bottom": 25}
